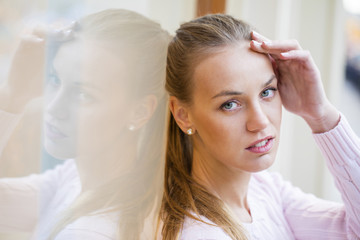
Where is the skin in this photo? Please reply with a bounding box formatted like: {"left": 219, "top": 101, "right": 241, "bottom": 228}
{"left": 44, "top": 39, "right": 137, "bottom": 190}
{"left": 1, "top": 28, "right": 158, "bottom": 191}
{"left": 45, "top": 40, "right": 131, "bottom": 159}
{"left": 250, "top": 31, "right": 340, "bottom": 133}
{"left": 0, "top": 31, "right": 45, "bottom": 113}
{"left": 189, "top": 43, "right": 282, "bottom": 174}
{"left": 170, "top": 33, "right": 340, "bottom": 223}
{"left": 171, "top": 42, "right": 282, "bottom": 222}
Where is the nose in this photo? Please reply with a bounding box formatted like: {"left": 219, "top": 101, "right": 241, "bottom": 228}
{"left": 45, "top": 89, "right": 71, "bottom": 120}
{"left": 246, "top": 103, "right": 270, "bottom": 132}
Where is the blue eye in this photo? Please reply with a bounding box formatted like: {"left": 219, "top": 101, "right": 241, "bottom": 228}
{"left": 78, "top": 92, "right": 91, "bottom": 100}
{"left": 221, "top": 101, "right": 240, "bottom": 111}
{"left": 261, "top": 88, "right": 277, "bottom": 98}
{"left": 76, "top": 90, "right": 95, "bottom": 103}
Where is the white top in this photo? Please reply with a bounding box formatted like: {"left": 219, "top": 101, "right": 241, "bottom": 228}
{"left": 0, "top": 110, "right": 119, "bottom": 240}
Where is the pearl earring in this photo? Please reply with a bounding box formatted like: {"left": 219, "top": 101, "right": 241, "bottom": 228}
{"left": 128, "top": 125, "right": 135, "bottom": 131}
{"left": 187, "top": 128, "right": 193, "bottom": 135}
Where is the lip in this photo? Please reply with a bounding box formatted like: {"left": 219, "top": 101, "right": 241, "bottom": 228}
{"left": 246, "top": 136, "right": 274, "bottom": 154}
{"left": 44, "top": 122, "right": 68, "bottom": 140}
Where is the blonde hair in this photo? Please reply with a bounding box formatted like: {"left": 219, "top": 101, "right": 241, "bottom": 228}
{"left": 48, "top": 9, "right": 170, "bottom": 239}
{"left": 160, "top": 14, "right": 253, "bottom": 240}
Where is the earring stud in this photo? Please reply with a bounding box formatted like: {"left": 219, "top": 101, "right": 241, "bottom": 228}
{"left": 187, "top": 128, "right": 193, "bottom": 135}
{"left": 129, "top": 125, "right": 135, "bottom": 131}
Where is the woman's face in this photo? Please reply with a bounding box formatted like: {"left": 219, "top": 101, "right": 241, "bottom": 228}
{"left": 44, "top": 39, "right": 132, "bottom": 159}
{"left": 188, "top": 43, "right": 282, "bottom": 173}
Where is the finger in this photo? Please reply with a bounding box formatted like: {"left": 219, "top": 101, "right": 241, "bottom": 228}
{"left": 250, "top": 40, "right": 274, "bottom": 54}
{"left": 250, "top": 40, "right": 263, "bottom": 51}
{"left": 279, "top": 49, "right": 311, "bottom": 61}
{"left": 17, "top": 35, "right": 45, "bottom": 54}
{"left": 251, "top": 31, "right": 270, "bottom": 42}
{"left": 250, "top": 40, "right": 284, "bottom": 55}
{"left": 269, "top": 55, "right": 280, "bottom": 78}
{"left": 20, "top": 34, "right": 45, "bottom": 44}
{"left": 261, "top": 39, "right": 302, "bottom": 52}
{"left": 250, "top": 40, "right": 283, "bottom": 60}
{"left": 49, "top": 29, "right": 74, "bottom": 42}
{"left": 249, "top": 41, "right": 281, "bottom": 77}
{"left": 33, "top": 24, "right": 74, "bottom": 42}
{"left": 32, "top": 24, "right": 48, "bottom": 39}
{"left": 250, "top": 40, "right": 304, "bottom": 60}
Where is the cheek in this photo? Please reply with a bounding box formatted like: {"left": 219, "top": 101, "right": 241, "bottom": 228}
{"left": 274, "top": 99, "right": 283, "bottom": 128}
{"left": 194, "top": 110, "right": 244, "bottom": 149}
{"left": 76, "top": 101, "right": 127, "bottom": 141}
{"left": 266, "top": 96, "right": 282, "bottom": 129}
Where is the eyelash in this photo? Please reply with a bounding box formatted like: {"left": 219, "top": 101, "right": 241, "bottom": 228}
{"left": 77, "top": 91, "right": 94, "bottom": 102}
{"left": 220, "top": 87, "right": 278, "bottom": 112}
{"left": 261, "top": 87, "right": 277, "bottom": 99}
{"left": 220, "top": 100, "right": 241, "bottom": 111}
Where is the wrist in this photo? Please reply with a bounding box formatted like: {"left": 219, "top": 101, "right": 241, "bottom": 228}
{"left": 0, "top": 86, "right": 29, "bottom": 113}
{"left": 304, "top": 103, "right": 340, "bottom": 133}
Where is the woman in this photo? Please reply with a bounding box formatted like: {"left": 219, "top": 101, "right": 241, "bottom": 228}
{"left": 0, "top": 9, "right": 169, "bottom": 239}
{"left": 160, "top": 14, "right": 360, "bottom": 239}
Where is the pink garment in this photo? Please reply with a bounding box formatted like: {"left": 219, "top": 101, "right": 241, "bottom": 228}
{"left": 1, "top": 110, "right": 359, "bottom": 239}
{"left": 181, "top": 114, "right": 360, "bottom": 240}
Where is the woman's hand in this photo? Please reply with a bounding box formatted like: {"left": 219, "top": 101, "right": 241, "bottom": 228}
{"left": 0, "top": 24, "right": 74, "bottom": 113}
{"left": 250, "top": 31, "right": 340, "bottom": 133}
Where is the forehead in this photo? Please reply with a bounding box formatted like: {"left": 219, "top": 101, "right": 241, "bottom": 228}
{"left": 55, "top": 39, "right": 124, "bottom": 68}
{"left": 53, "top": 40, "right": 128, "bottom": 87}
{"left": 192, "top": 43, "right": 274, "bottom": 95}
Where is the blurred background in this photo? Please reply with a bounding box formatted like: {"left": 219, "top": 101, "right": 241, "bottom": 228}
{"left": 0, "top": 0, "right": 359, "bottom": 238}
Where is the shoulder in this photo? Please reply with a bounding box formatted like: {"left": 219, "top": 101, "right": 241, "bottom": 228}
{"left": 180, "top": 215, "right": 232, "bottom": 240}
{"left": 55, "top": 230, "right": 114, "bottom": 240}
{"left": 41, "top": 159, "right": 77, "bottom": 177}
{"left": 250, "top": 170, "right": 299, "bottom": 206}
{"left": 251, "top": 170, "right": 302, "bottom": 193}
{"left": 38, "top": 159, "right": 80, "bottom": 205}
{"left": 41, "top": 159, "right": 78, "bottom": 184}
{"left": 55, "top": 213, "right": 119, "bottom": 240}
{"left": 55, "top": 229, "right": 114, "bottom": 240}
{"left": 251, "top": 170, "right": 287, "bottom": 194}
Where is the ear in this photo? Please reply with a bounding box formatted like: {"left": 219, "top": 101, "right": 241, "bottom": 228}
{"left": 169, "top": 96, "right": 194, "bottom": 134}
{"left": 127, "top": 95, "right": 158, "bottom": 131}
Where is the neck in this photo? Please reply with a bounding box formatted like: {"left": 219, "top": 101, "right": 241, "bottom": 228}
{"left": 191, "top": 147, "right": 252, "bottom": 222}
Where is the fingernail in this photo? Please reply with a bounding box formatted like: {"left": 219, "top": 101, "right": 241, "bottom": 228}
{"left": 251, "top": 40, "right": 261, "bottom": 46}
{"left": 263, "top": 41, "right": 271, "bottom": 46}
{"left": 63, "top": 29, "right": 73, "bottom": 36}
{"left": 69, "top": 21, "right": 77, "bottom": 28}
{"left": 252, "top": 31, "right": 260, "bottom": 37}
{"left": 280, "top": 52, "right": 290, "bottom": 57}
{"left": 34, "top": 37, "right": 44, "bottom": 42}
{"left": 69, "top": 21, "right": 80, "bottom": 30}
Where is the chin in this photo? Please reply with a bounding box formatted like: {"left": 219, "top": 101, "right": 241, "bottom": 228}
{"left": 246, "top": 155, "right": 276, "bottom": 173}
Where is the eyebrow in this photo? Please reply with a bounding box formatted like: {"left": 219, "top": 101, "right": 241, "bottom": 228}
{"left": 262, "top": 75, "right": 276, "bottom": 88}
{"left": 211, "top": 75, "right": 276, "bottom": 99}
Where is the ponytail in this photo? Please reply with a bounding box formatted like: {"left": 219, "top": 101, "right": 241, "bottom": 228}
{"left": 161, "top": 111, "right": 247, "bottom": 239}
{"left": 160, "top": 14, "right": 253, "bottom": 240}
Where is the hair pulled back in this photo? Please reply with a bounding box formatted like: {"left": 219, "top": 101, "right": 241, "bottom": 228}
{"left": 161, "top": 14, "right": 253, "bottom": 240}
{"left": 49, "top": 9, "right": 170, "bottom": 240}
